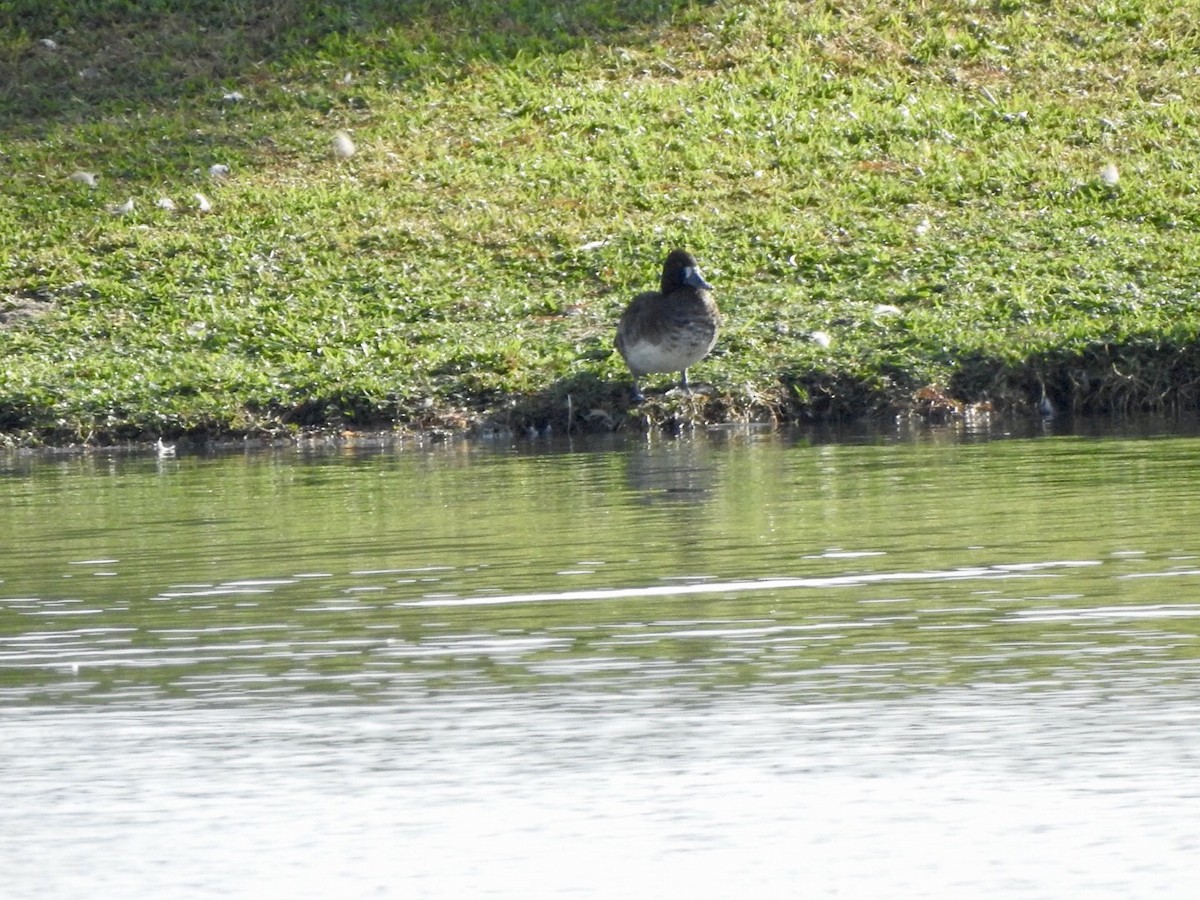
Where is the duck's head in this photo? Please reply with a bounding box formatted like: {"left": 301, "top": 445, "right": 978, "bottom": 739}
{"left": 661, "top": 249, "right": 713, "bottom": 293}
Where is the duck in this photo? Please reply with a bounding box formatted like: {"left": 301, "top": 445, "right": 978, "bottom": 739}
{"left": 615, "top": 249, "right": 721, "bottom": 402}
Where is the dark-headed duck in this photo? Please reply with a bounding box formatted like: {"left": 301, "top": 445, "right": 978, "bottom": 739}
{"left": 615, "top": 249, "right": 720, "bottom": 402}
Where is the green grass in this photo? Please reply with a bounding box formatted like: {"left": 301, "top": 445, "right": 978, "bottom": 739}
{"left": 4, "top": 0, "right": 1200, "bottom": 445}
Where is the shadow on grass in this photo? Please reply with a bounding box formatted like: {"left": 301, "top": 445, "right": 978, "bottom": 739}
{"left": 499, "top": 371, "right": 629, "bottom": 435}
{"left": 776, "top": 335, "right": 1200, "bottom": 426}
{"left": 2, "top": 0, "right": 706, "bottom": 127}
{"left": 951, "top": 336, "right": 1200, "bottom": 417}
{"left": 482, "top": 371, "right": 766, "bottom": 437}
{"left": 779, "top": 367, "right": 909, "bottom": 422}
{"left": 11, "top": 336, "right": 1200, "bottom": 446}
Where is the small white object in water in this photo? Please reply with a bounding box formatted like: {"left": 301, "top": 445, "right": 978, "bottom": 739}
{"left": 332, "top": 130, "right": 356, "bottom": 159}
{"left": 194, "top": 193, "right": 212, "bottom": 212}
{"left": 156, "top": 197, "right": 176, "bottom": 210}
{"left": 1100, "top": 162, "right": 1120, "bottom": 186}
{"left": 111, "top": 197, "right": 135, "bottom": 215}
{"left": 69, "top": 170, "right": 97, "bottom": 187}
{"left": 810, "top": 330, "right": 833, "bottom": 348}
{"left": 209, "top": 163, "right": 230, "bottom": 178}
{"left": 156, "top": 438, "right": 177, "bottom": 458}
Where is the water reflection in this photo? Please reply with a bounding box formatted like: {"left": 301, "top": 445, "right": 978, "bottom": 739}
{"left": 3, "top": 429, "right": 1200, "bottom": 703}
{"left": 624, "top": 438, "right": 718, "bottom": 503}
{"left": 3, "top": 425, "right": 1200, "bottom": 896}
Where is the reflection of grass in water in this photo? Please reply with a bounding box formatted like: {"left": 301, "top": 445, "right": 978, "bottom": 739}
{"left": 4, "top": 435, "right": 1200, "bottom": 700}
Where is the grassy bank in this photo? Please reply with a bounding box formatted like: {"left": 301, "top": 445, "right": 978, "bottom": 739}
{"left": 3, "top": 0, "right": 1200, "bottom": 446}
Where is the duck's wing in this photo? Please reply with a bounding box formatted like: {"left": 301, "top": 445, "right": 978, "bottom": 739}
{"left": 616, "top": 291, "right": 662, "bottom": 347}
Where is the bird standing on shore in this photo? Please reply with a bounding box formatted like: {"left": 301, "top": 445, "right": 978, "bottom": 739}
{"left": 615, "top": 249, "right": 721, "bottom": 402}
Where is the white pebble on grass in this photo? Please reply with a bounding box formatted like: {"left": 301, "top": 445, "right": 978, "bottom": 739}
{"left": 333, "top": 131, "right": 356, "bottom": 159}
{"left": 194, "top": 193, "right": 212, "bottom": 212}
{"left": 69, "top": 171, "right": 97, "bottom": 187}
{"left": 1100, "top": 163, "right": 1120, "bottom": 186}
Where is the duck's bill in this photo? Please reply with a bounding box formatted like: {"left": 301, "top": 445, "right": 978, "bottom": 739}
{"left": 682, "top": 266, "right": 713, "bottom": 291}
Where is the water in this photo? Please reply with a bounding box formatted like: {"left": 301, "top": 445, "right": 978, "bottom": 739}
{"left": 3, "top": 424, "right": 1200, "bottom": 898}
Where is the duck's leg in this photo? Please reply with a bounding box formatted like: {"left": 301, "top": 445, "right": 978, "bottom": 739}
{"left": 630, "top": 377, "right": 645, "bottom": 403}
{"left": 678, "top": 369, "right": 691, "bottom": 392}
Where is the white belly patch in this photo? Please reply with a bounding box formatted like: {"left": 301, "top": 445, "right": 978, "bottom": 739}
{"left": 621, "top": 336, "right": 707, "bottom": 375}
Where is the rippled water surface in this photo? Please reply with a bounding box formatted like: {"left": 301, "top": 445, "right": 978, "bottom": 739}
{"left": 3, "top": 424, "right": 1200, "bottom": 898}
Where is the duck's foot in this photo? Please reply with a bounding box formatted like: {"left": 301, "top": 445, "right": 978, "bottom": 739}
{"left": 665, "top": 384, "right": 712, "bottom": 398}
